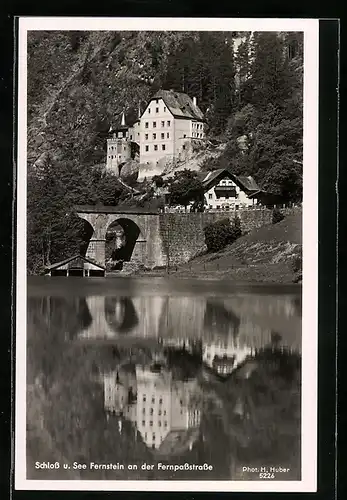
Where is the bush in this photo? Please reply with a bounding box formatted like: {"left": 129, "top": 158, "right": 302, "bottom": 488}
{"left": 272, "top": 208, "right": 285, "bottom": 224}
{"left": 204, "top": 217, "right": 242, "bottom": 252}
{"left": 152, "top": 175, "right": 164, "bottom": 187}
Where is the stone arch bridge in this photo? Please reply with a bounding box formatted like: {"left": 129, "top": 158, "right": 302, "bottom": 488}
{"left": 75, "top": 205, "right": 274, "bottom": 269}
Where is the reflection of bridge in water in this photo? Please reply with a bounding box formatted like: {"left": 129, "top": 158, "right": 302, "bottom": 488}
{"left": 77, "top": 294, "right": 301, "bottom": 352}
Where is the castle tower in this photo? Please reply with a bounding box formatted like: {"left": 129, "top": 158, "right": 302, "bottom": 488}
{"left": 106, "top": 111, "right": 132, "bottom": 176}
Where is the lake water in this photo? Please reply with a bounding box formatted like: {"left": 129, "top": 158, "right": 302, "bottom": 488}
{"left": 26, "top": 276, "right": 302, "bottom": 481}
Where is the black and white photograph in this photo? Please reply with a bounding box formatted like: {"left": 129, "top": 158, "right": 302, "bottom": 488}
{"left": 15, "top": 17, "right": 319, "bottom": 492}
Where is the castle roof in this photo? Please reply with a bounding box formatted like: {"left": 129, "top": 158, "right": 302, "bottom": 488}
{"left": 150, "top": 89, "right": 204, "bottom": 121}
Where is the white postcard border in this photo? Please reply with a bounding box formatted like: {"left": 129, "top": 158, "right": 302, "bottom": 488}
{"left": 15, "top": 17, "right": 319, "bottom": 492}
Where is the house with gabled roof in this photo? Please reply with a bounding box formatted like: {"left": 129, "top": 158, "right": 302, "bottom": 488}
{"left": 137, "top": 89, "right": 205, "bottom": 181}
{"left": 202, "top": 168, "right": 260, "bottom": 211}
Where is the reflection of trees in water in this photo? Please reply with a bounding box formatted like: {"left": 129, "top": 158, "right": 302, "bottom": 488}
{"left": 27, "top": 292, "right": 301, "bottom": 479}
{"left": 28, "top": 296, "right": 92, "bottom": 340}
{"left": 164, "top": 346, "right": 202, "bottom": 381}
{"left": 203, "top": 300, "right": 240, "bottom": 337}
{"left": 292, "top": 295, "right": 302, "bottom": 317}
{"left": 104, "top": 297, "right": 139, "bottom": 334}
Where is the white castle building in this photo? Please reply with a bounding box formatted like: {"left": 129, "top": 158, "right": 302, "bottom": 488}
{"left": 105, "top": 89, "right": 205, "bottom": 181}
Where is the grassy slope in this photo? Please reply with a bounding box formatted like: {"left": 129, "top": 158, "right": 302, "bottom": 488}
{"left": 172, "top": 212, "right": 302, "bottom": 283}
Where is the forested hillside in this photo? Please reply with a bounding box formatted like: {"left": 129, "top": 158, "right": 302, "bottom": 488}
{"left": 27, "top": 30, "right": 303, "bottom": 273}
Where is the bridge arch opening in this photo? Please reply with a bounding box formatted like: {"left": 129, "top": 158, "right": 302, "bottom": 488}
{"left": 79, "top": 219, "right": 95, "bottom": 257}
{"left": 105, "top": 218, "right": 143, "bottom": 270}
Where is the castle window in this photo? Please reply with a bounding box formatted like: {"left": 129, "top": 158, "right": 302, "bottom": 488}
{"left": 158, "top": 421, "right": 162, "bottom": 427}
{"left": 150, "top": 421, "right": 153, "bottom": 426}
{"left": 156, "top": 107, "right": 159, "bottom": 113}
{"left": 145, "top": 133, "right": 148, "bottom": 140}
{"left": 152, "top": 397, "right": 155, "bottom": 404}
{"left": 111, "top": 155, "right": 113, "bottom": 159}
{"left": 158, "top": 410, "right": 162, "bottom": 415}
{"left": 159, "top": 398, "right": 163, "bottom": 404}
{"left": 153, "top": 121, "right": 156, "bottom": 128}
{"left": 161, "top": 121, "right": 165, "bottom": 127}
{"left": 148, "top": 108, "right": 151, "bottom": 114}
{"left": 209, "top": 194, "right": 212, "bottom": 199}
{"left": 182, "top": 145, "right": 186, "bottom": 150}
{"left": 130, "top": 135, "right": 133, "bottom": 140}
{"left": 183, "top": 134, "right": 186, "bottom": 138}
{"left": 145, "top": 122, "right": 149, "bottom": 128}
{"left": 142, "top": 420, "right": 145, "bottom": 426}
{"left": 145, "top": 145, "right": 149, "bottom": 152}
{"left": 153, "top": 133, "right": 156, "bottom": 140}
{"left": 164, "top": 421, "right": 168, "bottom": 428}
{"left": 167, "top": 120, "right": 171, "bottom": 126}
{"left": 156, "top": 99, "right": 159, "bottom": 104}
{"left": 143, "top": 396, "right": 146, "bottom": 402}
{"left": 152, "top": 433, "right": 156, "bottom": 440}
{"left": 150, "top": 408, "right": 154, "bottom": 415}
{"left": 154, "top": 145, "right": 158, "bottom": 151}
{"left": 162, "top": 144, "right": 166, "bottom": 151}
{"left": 164, "top": 106, "right": 166, "bottom": 112}
{"left": 161, "top": 133, "right": 164, "bottom": 139}
{"left": 167, "top": 132, "right": 170, "bottom": 138}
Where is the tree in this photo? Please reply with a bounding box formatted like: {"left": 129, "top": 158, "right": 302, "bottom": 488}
{"left": 152, "top": 175, "right": 164, "bottom": 187}
{"left": 27, "top": 156, "right": 128, "bottom": 274}
{"left": 167, "top": 170, "right": 204, "bottom": 209}
{"left": 209, "top": 32, "right": 303, "bottom": 201}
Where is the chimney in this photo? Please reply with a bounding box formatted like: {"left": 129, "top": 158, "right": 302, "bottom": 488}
{"left": 193, "top": 97, "right": 197, "bottom": 106}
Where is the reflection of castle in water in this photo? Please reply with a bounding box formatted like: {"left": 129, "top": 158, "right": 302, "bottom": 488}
{"left": 101, "top": 365, "right": 202, "bottom": 454}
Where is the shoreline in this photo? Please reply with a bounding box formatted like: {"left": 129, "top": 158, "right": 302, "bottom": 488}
{"left": 33, "top": 266, "right": 302, "bottom": 285}
{"left": 106, "top": 265, "right": 302, "bottom": 285}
